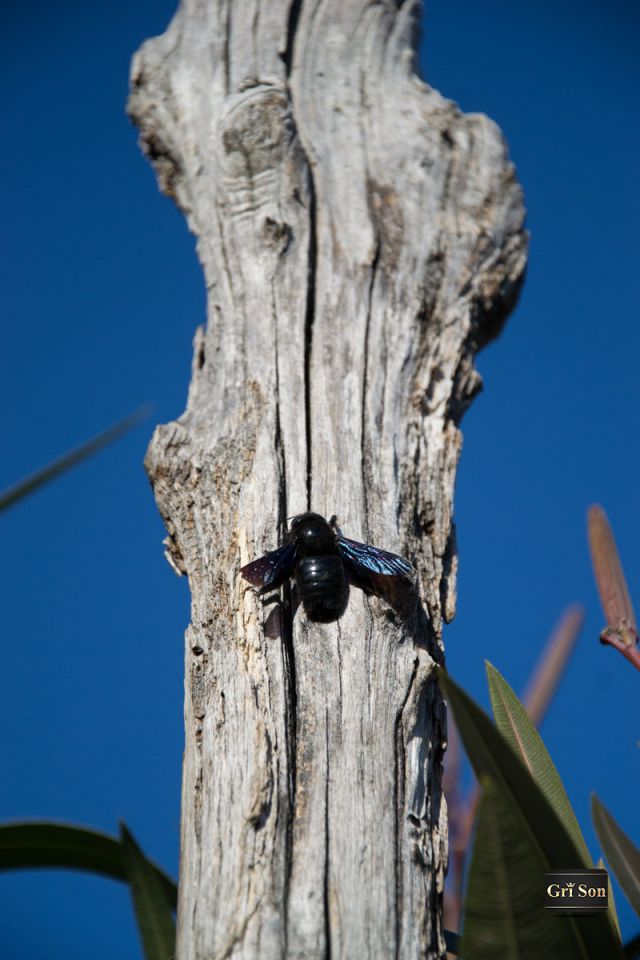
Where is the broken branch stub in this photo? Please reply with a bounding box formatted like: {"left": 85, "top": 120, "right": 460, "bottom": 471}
{"left": 129, "top": 1, "right": 527, "bottom": 957}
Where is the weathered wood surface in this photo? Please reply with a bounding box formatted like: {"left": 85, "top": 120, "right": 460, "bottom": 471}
{"left": 129, "top": 1, "right": 527, "bottom": 957}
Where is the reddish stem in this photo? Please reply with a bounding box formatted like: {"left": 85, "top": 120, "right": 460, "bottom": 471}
{"left": 600, "top": 626, "right": 640, "bottom": 672}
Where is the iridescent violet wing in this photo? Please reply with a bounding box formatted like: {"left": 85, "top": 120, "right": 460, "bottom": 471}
{"left": 337, "top": 535, "right": 416, "bottom": 611}
{"left": 240, "top": 542, "right": 296, "bottom": 592}
{"left": 337, "top": 536, "right": 414, "bottom": 577}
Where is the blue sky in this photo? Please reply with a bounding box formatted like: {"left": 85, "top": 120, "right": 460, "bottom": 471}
{"left": 1, "top": 1, "right": 638, "bottom": 956}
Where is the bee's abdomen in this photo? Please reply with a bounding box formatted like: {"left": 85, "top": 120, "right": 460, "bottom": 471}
{"left": 296, "top": 555, "right": 347, "bottom": 623}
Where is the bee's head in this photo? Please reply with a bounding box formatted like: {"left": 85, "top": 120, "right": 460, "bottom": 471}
{"left": 289, "top": 512, "right": 335, "bottom": 553}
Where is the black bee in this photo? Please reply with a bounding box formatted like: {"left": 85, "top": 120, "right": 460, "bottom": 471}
{"left": 240, "top": 512, "right": 415, "bottom": 623}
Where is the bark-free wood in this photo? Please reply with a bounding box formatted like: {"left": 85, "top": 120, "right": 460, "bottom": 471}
{"left": 129, "top": 2, "right": 527, "bottom": 957}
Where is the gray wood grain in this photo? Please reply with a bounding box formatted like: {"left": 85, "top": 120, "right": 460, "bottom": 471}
{"left": 129, "top": 1, "right": 527, "bottom": 957}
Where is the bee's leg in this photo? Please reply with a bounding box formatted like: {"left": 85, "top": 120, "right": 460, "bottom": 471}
{"left": 262, "top": 584, "right": 293, "bottom": 638}
{"left": 260, "top": 590, "right": 281, "bottom": 608}
{"left": 329, "top": 514, "right": 342, "bottom": 535}
{"left": 290, "top": 582, "right": 301, "bottom": 616}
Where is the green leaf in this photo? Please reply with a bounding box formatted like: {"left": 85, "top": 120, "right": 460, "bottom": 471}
{"left": 0, "top": 405, "right": 151, "bottom": 513}
{"left": 0, "top": 821, "right": 177, "bottom": 911}
{"left": 440, "top": 670, "right": 623, "bottom": 960}
{"left": 462, "top": 775, "right": 586, "bottom": 960}
{"left": 486, "top": 661, "right": 591, "bottom": 865}
{"left": 592, "top": 795, "right": 640, "bottom": 918}
{"left": 120, "top": 823, "right": 176, "bottom": 960}
{"left": 594, "top": 855, "right": 622, "bottom": 939}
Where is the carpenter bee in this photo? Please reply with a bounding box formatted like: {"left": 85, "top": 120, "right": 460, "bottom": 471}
{"left": 240, "top": 512, "right": 415, "bottom": 623}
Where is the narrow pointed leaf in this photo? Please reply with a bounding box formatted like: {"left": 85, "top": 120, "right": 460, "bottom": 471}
{"left": 587, "top": 505, "right": 637, "bottom": 636}
{"left": 440, "top": 670, "right": 623, "bottom": 959}
{"left": 120, "top": 823, "right": 176, "bottom": 960}
{"left": 0, "top": 821, "right": 177, "bottom": 911}
{"left": 523, "top": 605, "right": 583, "bottom": 727}
{"left": 592, "top": 795, "right": 640, "bottom": 918}
{"left": 462, "top": 775, "right": 586, "bottom": 960}
{"left": 0, "top": 405, "right": 151, "bottom": 513}
{"left": 486, "top": 661, "right": 591, "bottom": 865}
{"left": 595, "top": 855, "right": 622, "bottom": 936}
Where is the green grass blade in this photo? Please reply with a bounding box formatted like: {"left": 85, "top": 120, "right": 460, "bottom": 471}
{"left": 440, "top": 670, "right": 623, "bottom": 959}
{"left": 0, "top": 821, "right": 177, "bottom": 911}
{"left": 120, "top": 823, "right": 176, "bottom": 960}
{"left": 462, "top": 775, "right": 586, "bottom": 960}
{"left": 0, "top": 405, "right": 151, "bottom": 513}
{"left": 486, "top": 661, "right": 592, "bottom": 865}
{"left": 592, "top": 795, "right": 640, "bottom": 918}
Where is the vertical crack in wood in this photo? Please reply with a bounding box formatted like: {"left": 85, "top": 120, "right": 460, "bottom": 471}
{"left": 395, "top": 653, "right": 420, "bottom": 959}
{"left": 334, "top": 618, "right": 345, "bottom": 709}
{"left": 223, "top": 3, "right": 231, "bottom": 96}
{"left": 302, "top": 173, "right": 317, "bottom": 509}
{"left": 281, "top": 577, "right": 297, "bottom": 952}
{"left": 283, "top": 0, "right": 304, "bottom": 76}
{"left": 283, "top": 0, "right": 316, "bottom": 508}
{"left": 282, "top": 7, "right": 322, "bottom": 936}
{"left": 323, "top": 712, "right": 332, "bottom": 960}
{"left": 273, "top": 325, "right": 288, "bottom": 530}
{"left": 394, "top": 723, "right": 402, "bottom": 960}
{"left": 360, "top": 232, "right": 381, "bottom": 538}
{"left": 274, "top": 319, "right": 298, "bottom": 950}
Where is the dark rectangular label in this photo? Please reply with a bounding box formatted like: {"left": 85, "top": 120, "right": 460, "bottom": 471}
{"left": 545, "top": 869, "right": 608, "bottom": 913}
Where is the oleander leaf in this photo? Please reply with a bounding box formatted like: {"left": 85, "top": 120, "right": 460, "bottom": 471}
{"left": 120, "top": 823, "right": 176, "bottom": 960}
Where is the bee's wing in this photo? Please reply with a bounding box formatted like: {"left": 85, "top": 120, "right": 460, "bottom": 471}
{"left": 337, "top": 535, "right": 415, "bottom": 611}
{"left": 337, "top": 535, "right": 414, "bottom": 578}
{"left": 240, "top": 542, "right": 296, "bottom": 592}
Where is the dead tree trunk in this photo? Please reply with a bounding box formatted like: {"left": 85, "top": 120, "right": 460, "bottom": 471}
{"left": 129, "top": 1, "right": 526, "bottom": 957}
